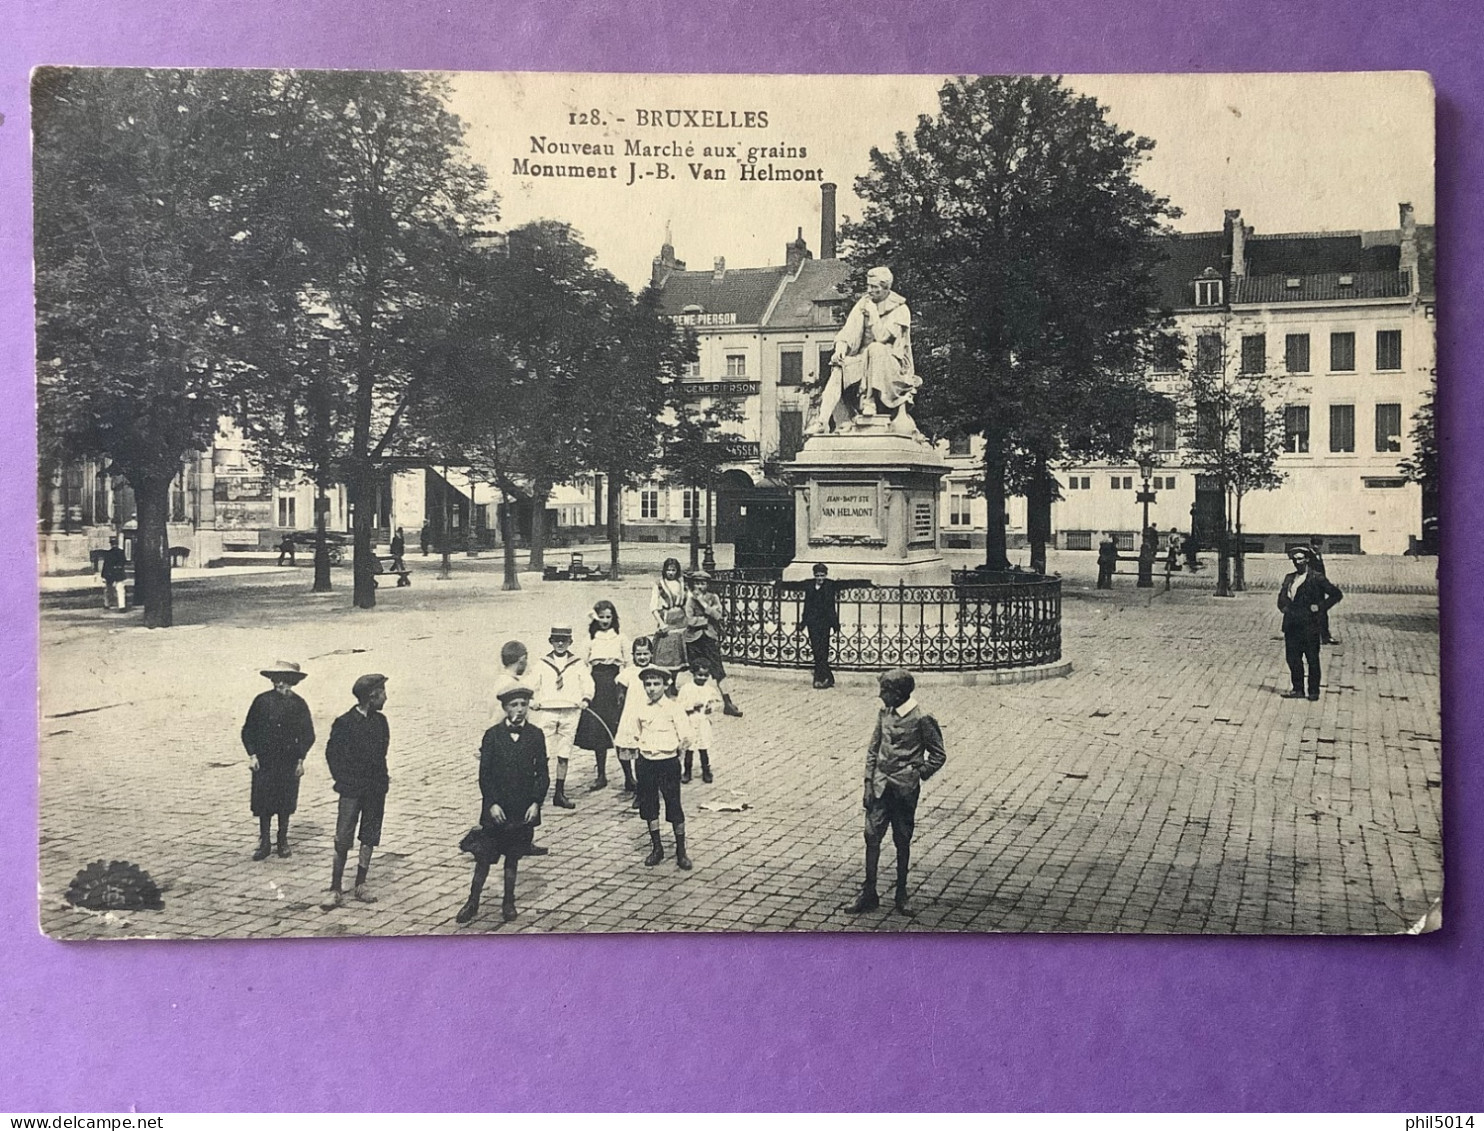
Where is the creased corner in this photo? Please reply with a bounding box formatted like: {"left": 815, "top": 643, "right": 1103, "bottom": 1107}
{"left": 1406, "top": 899, "right": 1443, "bottom": 935}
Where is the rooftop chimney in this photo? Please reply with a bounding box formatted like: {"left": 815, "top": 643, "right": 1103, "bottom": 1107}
{"left": 1224, "top": 208, "right": 1248, "bottom": 277}
{"left": 820, "top": 182, "right": 837, "bottom": 259}
{"left": 786, "top": 227, "right": 812, "bottom": 275}
{"left": 712, "top": 256, "right": 726, "bottom": 282}
{"left": 1398, "top": 201, "right": 1419, "bottom": 288}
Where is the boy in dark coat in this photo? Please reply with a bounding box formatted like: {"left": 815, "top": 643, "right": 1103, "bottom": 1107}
{"left": 846, "top": 668, "right": 947, "bottom": 918}
{"left": 1278, "top": 548, "right": 1343, "bottom": 700}
{"left": 241, "top": 660, "right": 316, "bottom": 860}
{"left": 457, "top": 685, "right": 549, "bottom": 924}
{"left": 325, "top": 673, "right": 391, "bottom": 906}
{"left": 800, "top": 563, "right": 841, "bottom": 688}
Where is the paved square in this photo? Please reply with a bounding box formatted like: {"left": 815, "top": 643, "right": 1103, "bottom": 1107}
{"left": 38, "top": 549, "right": 1441, "bottom": 938}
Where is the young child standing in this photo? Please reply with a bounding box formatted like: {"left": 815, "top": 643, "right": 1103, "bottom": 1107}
{"left": 576, "top": 600, "right": 627, "bottom": 791}
{"left": 527, "top": 625, "right": 594, "bottom": 810}
{"left": 614, "top": 636, "right": 655, "bottom": 805}
{"left": 456, "top": 684, "right": 548, "bottom": 925}
{"left": 674, "top": 656, "right": 721, "bottom": 784}
{"left": 627, "top": 667, "right": 694, "bottom": 870}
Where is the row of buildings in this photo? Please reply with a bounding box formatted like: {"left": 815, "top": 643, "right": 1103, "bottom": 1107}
{"left": 38, "top": 185, "right": 1435, "bottom": 573}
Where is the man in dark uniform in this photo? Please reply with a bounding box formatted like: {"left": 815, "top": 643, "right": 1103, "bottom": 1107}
{"left": 456, "top": 685, "right": 549, "bottom": 925}
{"left": 1278, "top": 548, "right": 1343, "bottom": 701}
{"left": 325, "top": 673, "right": 391, "bottom": 907}
{"left": 241, "top": 660, "right": 316, "bottom": 860}
{"left": 800, "top": 563, "right": 840, "bottom": 688}
{"left": 100, "top": 535, "right": 129, "bottom": 610}
{"left": 846, "top": 669, "right": 947, "bottom": 918}
{"left": 1096, "top": 533, "right": 1118, "bottom": 589}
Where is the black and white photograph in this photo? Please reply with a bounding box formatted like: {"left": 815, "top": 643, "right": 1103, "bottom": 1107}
{"left": 34, "top": 69, "right": 1440, "bottom": 939}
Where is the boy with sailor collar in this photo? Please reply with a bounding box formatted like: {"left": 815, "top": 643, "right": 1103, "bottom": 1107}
{"left": 526, "top": 625, "right": 594, "bottom": 810}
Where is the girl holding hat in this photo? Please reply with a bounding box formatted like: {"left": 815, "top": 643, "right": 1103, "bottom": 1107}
{"left": 241, "top": 661, "right": 316, "bottom": 861}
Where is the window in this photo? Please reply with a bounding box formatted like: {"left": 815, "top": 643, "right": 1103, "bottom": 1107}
{"left": 1065, "top": 531, "right": 1093, "bottom": 551}
{"left": 1194, "top": 278, "right": 1223, "bottom": 306}
{"left": 1153, "top": 334, "right": 1182, "bottom": 373}
{"left": 1376, "top": 330, "right": 1403, "bottom": 371}
{"left": 681, "top": 488, "right": 699, "bottom": 520}
{"left": 277, "top": 496, "right": 297, "bottom": 528}
{"left": 1330, "top": 332, "right": 1356, "bottom": 372}
{"left": 725, "top": 354, "right": 746, "bottom": 377}
{"left": 778, "top": 409, "right": 804, "bottom": 461}
{"left": 1066, "top": 476, "right": 1091, "bottom": 491}
{"left": 1239, "top": 405, "right": 1265, "bottom": 453}
{"left": 1375, "top": 403, "right": 1403, "bottom": 452}
{"left": 640, "top": 488, "right": 659, "bottom": 520}
{"left": 779, "top": 350, "right": 803, "bottom": 387}
{"left": 948, "top": 435, "right": 971, "bottom": 456}
{"left": 682, "top": 360, "right": 700, "bottom": 378}
{"left": 1240, "top": 333, "right": 1266, "bottom": 374}
{"left": 1109, "top": 475, "right": 1133, "bottom": 490}
{"left": 1285, "top": 333, "right": 1311, "bottom": 374}
{"left": 1329, "top": 404, "right": 1355, "bottom": 453}
{"left": 819, "top": 347, "right": 834, "bottom": 383}
{"left": 1156, "top": 475, "right": 1177, "bottom": 491}
{"left": 948, "top": 492, "right": 972, "bottom": 527}
{"left": 1195, "top": 402, "right": 1220, "bottom": 449}
{"left": 1150, "top": 397, "right": 1178, "bottom": 451}
{"left": 171, "top": 471, "right": 188, "bottom": 523}
{"left": 1196, "top": 333, "right": 1222, "bottom": 374}
{"left": 1284, "top": 405, "right": 1311, "bottom": 453}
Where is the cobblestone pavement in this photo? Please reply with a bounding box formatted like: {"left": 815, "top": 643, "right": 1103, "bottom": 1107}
{"left": 37, "top": 549, "right": 1441, "bottom": 938}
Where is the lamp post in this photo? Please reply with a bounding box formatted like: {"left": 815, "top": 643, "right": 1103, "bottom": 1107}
{"left": 701, "top": 408, "right": 720, "bottom": 573}
{"left": 1135, "top": 452, "right": 1158, "bottom": 589}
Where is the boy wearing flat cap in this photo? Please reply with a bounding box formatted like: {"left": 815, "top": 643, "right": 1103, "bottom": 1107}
{"left": 241, "top": 660, "right": 315, "bottom": 861}
{"left": 325, "top": 673, "right": 391, "bottom": 907}
{"left": 618, "top": 666, "right": 694, "bottom": 870}
{"left": 527, "top": 625, "right": 593, "bottom": 811}
{"left": 457, "top": 684, "right": 549, "bottom": 925}
{"left": 846, "top": 668, "right": 947, "bottom": 918}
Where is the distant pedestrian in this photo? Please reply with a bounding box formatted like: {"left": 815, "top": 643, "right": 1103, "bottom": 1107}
{"left": 846, "top": 669, "right": 947, "bottom": 918}
{"left": 277, "top": 533, "right": 296, "bottom": 567}
{"left": 241, "top": 660, "right": 315, "bottom": 861}
{"left": 1308, "top": 538, "right": 1339, "bottom": 644}
{"left": 528, "top": 625, "right": 593, "bottom": 810}
{"left": 675, "top": 657, "right": 721, "bottom": 784}
{"left": 100, "top": 536, "right": 129, "bottom": 610}
{"left": 325, "top": 673, "right": 391, "bottom": 906}
{"left": 800, "top": 563, "right": 840, "bottom": 688}
{"left": 576, "top": 600, "right": 627, "bottom": 791}
{"left": 622, "top": 666, "right": 694, "bottom": 870}
{"left": 1096, "top": 534, "right": 1118, "bottom": 589}
{"left": 456, "top": 684, "right": 548, "bottom": 925}
{"left": 1185, "top": 507, "right": 1201, "bottom": 570}
{"left": 1277, "top": 548, "right": 1343, "bottom": 701}
{"left": 390, "top": 527, "right": 406, "bottom": 572}
{"left": 684, "top": 570, "right": 742, "bottom": 716}
{"left": 419, "top": 522, "right": 431, "bottom": 557}
{"left": 1166, "top": 529, "right": 1183, "bottom": 573}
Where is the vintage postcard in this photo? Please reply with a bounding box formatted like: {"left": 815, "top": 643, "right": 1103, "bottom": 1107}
{"left": 34, "top": 70, "right": 1438, "bottom": 938}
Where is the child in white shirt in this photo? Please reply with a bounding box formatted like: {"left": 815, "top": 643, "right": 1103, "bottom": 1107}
{"left": 674, "top": 657, "right": 721, "bottom": 784}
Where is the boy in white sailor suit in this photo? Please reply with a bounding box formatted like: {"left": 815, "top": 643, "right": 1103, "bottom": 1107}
{"left": 527, "top": 624, "right": 594, "bottom": 810}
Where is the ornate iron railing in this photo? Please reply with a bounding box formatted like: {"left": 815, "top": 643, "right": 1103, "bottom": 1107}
{"left": 712, "top": 572, "right": 1062, "bottom": 672}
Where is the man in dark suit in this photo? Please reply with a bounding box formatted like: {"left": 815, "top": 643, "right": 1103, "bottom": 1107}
{"left": 800, "top": 563, "right": 840, "bottom": 689}
{"left": 457, "top": 684, "right": 549, "bottom": 925}
{"left": 1277, "top": 547, "right": 1343, "bottom": 701}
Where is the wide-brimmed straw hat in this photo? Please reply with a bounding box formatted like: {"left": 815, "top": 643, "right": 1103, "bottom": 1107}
{"left": 260, "top": 660, "right": 307, "bottom": 684}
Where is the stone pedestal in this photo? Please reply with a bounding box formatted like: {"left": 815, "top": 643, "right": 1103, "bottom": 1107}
{"left": 782, "top": 422, "right": 952, "bottom": 585}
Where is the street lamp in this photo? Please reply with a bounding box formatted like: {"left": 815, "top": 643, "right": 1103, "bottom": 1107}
{"left": 1135, "top": 451, "right": 1159, "bottom": 589}
{"left": 701, "top": 408, "right": 720, "bottom": 573}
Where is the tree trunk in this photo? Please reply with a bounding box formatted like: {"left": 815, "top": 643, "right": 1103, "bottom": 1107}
{"left": 607, "top": 467, "right": 622, "bottom": 579}
{"left": 349, "top": 468, "right": 377, "bottom": 609}
{"left": 981, "top": 438, "right": 1012, "bottom": 570}
{"left": 1232, "top": 491, "right": 1246, "bottom": 592}
{"left": 133, "top": 474, "right": 174, "bottom": 628}
{"left": 529, "top": 481, "right": 550, "bottom": 572}
{"left": 500, "top": 486, "right": 521, "bottom": 592}
{"left": 1026, "top": 453, "right": 1051, "bottom": 576}
{"left": 1215, "top": 487, "right": 1232, "bottom": 598}
{"left": 313, "top": 475, "right": 332, "bottom": 593}
{"left": 438, "top": 468, "right": 453, "bottom": 580}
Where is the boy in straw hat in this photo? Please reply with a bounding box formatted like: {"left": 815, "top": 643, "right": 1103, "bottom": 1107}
{"left": 240, "top": 661, "right": 316, "bottom": 861}
{"left": 325, "top": 673, "right": 391, "bottom": 907}
{"left": 527, "top": 625, "right": 593, "bottom": 811}
{"left": 456, "top": 684, "right": 549, "bottom": 925}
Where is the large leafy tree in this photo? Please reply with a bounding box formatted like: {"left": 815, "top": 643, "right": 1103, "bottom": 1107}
{"left": 34, "top": 68, "right": 295, "bottom": 627}
{"left": 843, "top": 75, "right": 1179, "bottom": 570}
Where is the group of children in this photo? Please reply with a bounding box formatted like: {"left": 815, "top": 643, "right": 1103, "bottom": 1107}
{"left": 459, "top": 598, "right": 728, "bottom": 925}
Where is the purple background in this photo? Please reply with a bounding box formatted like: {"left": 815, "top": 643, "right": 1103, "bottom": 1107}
{"left": 2, "top": 0, "right": 1480, "bottom": 1112}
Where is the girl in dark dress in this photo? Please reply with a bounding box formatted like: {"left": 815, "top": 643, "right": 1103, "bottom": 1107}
{"left": 576, "top": 600, "right": 627, "bottom": 791}
{"left": 241, "top": 661, "right": 316, "bottom": 860}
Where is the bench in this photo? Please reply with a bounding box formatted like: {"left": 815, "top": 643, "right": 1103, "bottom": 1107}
{"left": 373, "top": 558, "right": 412, "bottom": 588}
{"left": 169, "top": 547, "right": 190, "bottom": 568}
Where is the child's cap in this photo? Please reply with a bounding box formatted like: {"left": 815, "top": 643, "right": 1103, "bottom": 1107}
{"left": 549, "top": 625, "right": 573, "bottom": 640}
{"left": 497, "top": 684, "right": 534, "bottom": 705}
{"left": 638, "top": 666, "right": 669, "bottom": 683}
{"left": 500, "top": 640, "right": 528, "bottom": 666}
